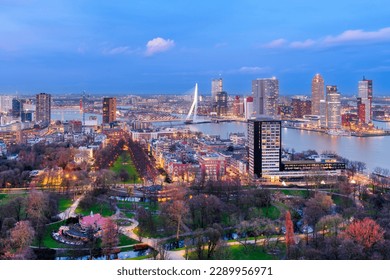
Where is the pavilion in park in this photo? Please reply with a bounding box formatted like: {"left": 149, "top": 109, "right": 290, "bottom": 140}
{"left": 53, "top": 212, "right": 110, "bottom": 245}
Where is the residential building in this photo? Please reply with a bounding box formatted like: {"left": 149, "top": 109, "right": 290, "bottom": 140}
{"left": 248, "top": 118, "right": 281, "bottom": 178}
{"left": 198, "top": 153, "right": 227, "bottom": 181}
{"left": 252, "top": 77, "right": 279, "bottom": 117}
{"left": 311, "top": 74, "right": 324, "bottom": 115}
{"left": 211, "top": 78, "right": 223, "bottom": 103}
{"left": 102, "top": 97, "right": 116, "bottom": 124}
{"left": 215, "top": 91, "right": 228, "bottom": 116}
{"left": 244, "top": 96, "right": 254, "bottom": 120}
{"left": 292, "top": 97, "right": 312, "bottom": 118}
{"left": 326, "top": 86, "right": 341, "bottom": 130}
{"left": 358, "top": 77, "right": 373, "bottom": 123}
{"left": 36, "top": 93, "right": 51, "bottom": 125}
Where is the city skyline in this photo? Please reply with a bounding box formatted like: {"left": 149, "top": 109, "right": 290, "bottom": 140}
{"left": 0, "top": 1, "right": 389, "bottom": 95}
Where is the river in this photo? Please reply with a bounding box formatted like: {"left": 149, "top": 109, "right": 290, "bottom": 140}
{"left": 173, "top": 121, "right": 390, "bottom": 172}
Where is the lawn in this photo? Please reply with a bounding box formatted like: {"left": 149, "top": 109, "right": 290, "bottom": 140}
{"left": 0, "top": 193, "right": 27, "bottom": 205}
{"left": 119, "top": 234, "right": 139, "bottom": 246}
{"left": 332, "top": 194, "right": 353, "bottom": 207}
{"left": 58, "top": 198, "right": 73, "bottom": 213}
{"left": 280, "top": 189, "right": 310, "bottom": 197}
{"left": 76, "top": 202, "right": 115, "bottom": 217}
{"left": 117, "top": 201, "right": 159, "bottom": 212}
{"left": 110, "top": 153, "right": 141, "bottom": 184}
{"left": 261, "top": 205, "right": 281, "bottom": 220}
{"left": 33, "top": 221, "right": 70, "bottom": 249}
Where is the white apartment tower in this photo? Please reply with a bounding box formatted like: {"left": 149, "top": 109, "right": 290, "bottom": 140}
{"left": 252, "top": 77, "right": 279, "bottom": 117}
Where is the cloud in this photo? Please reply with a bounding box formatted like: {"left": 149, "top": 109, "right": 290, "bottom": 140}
{"left": 102, "top": 46, "right": 136, "bottom": 55}
{"left": 289, "top": 39, "right": 316, "bottom": 49}
{"left": 262, "top": 27, "right": 390, "bottom": 50}
{"left": 145, "top": 37, "right": 175, "bottom": 56}
{"left": 238, "top": 66, "right": 268, "bottom": 74}
{"left": 262, "top": 38, "right": 287, "bottom": 48}
{"left": 323, "top": 27, "right": 390, "bottom": 45}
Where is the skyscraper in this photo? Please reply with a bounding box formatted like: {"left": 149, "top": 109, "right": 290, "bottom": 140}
{"left": 215, "top": 91, "right": 228, "bottom": 116}
{"left": 358, "top": 77, "right": 373, "bottom": 123}
{"left": 12, "top": 98, "right": 21, "bottom": 118}
{"left": 248, "top": 118, "right": 281, "bottom": 178}
{"left": 102, "top": 97, "right": 117, "bottom": 124}
{"left": 211, "top": 78, "right": 223, "bottom": 102}
{"left": 326, "top": 86, "right": 341, "bottom": 130}
{"left": 311, "top": 74, "right": 324, "bottom": 115}
{"left": 36, "top": 93, "right": 51, "bottom": 125}
{"left": 252, "top": 77, "right": 279, "bottom": 117}
{"left": 244, "top": 96, "right": 254, "bottom": 120}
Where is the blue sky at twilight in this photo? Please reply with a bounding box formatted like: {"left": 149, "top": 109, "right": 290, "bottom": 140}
{"left": 0, "top": 0, "right": 390, "bottom": 96}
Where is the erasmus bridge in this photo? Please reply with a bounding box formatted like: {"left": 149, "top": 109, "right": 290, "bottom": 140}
{"left": 141, "top": 83, "right": 237, "bottom": 125}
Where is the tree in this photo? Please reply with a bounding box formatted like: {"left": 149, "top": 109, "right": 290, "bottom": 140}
{"left": 304, "top": 192, "right": 333, "bottom": 240}
{"left": 85, "top": 225, "right": 98, "bottom": 260}
{"left": 204, "top": 225, "right": 222, "bottom": 259}
{"left": 160, "top": 200, "right": 188, "bottom": 239}
{"left": 316, "top": 214, "right": 343, "bottom": 238}
{"left": 9, "top": 221, "right": 35, "bottom": 259}
{"left": 285, "top": 211, "right": 295, "bottom": 258}
{"left": 101, "top": 218, "right": 119, "bottom": 259}
{"left": 237, "top": 220, "right": 251, "bottom": 252}
{"left": 343, "top": 218, "right": 384, "bottom": 249}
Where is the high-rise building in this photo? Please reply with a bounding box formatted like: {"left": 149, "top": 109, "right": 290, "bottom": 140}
{"left": 357, "top": 97, "right": 370, "bottom": 124}
{"left": 326, "top": 86, "right": 341, "bottom": 130}
{"left": 102, "top": 97, "right": 117, "bottom": 124}
{"left": 292, "top": 97, "right": 312, "bottom": 118}
{"left": 211, "top": 78, "right": 223, "bottom": 102}
{"left": 233, "top": 96, "right": 244, "bottom": 117}
{"left": 0, "top": 96, "right": 14, "bottom": 114}
{"left": 12, "top": 99, "right": 21, "bottom": 118}
{"left": 215, "top": 91, "right": 228, "bottom": 116}
{"left": 248, "top": 118, "right": 281, "bottom": 178}
{"left": 252, "top": 77, "right": 279, "bottom": 117}
{"left": 36, "top": 93, "right": 51, "bottom": 125}
{"left": 358, "top": 77, "right": 373, "bottom": 123}
{"left": 319, "top": 100, "right": 327, "bottom": 127}
{"left": 244, "top": 96, "right": 254, "bottom": 120}
{"left": 311, "top": 74, "right": 324, "bottom": 115}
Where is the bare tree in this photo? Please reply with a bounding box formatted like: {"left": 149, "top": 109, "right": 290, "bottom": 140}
{"left": 101, "top": 218, "right": 119, "bottom": 259}
{"left": 8, "top": 221, "right": 35, "bottom": 260}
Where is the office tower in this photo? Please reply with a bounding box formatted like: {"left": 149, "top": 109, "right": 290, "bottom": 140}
{"left": 358, "top": 77, "right": 373, "bottom": 123}
{"left": 326, "top": 86, "right": 341, "bottom": 129}
{"left": 252, "top": 77, "right": 279, "bottom": 117}
{"left": 311, "top": 74, "right": 324, "bottom": 115}
{"left": 319, "top": 100, "right": 327, "bottom": 127}
{"left": 36, "top": 93, "right": 51, "bottom": 125}
{"left": 0, "top": 96, "right": 14, "bottom": 114}
{"left": 291, "top": 97, "right": 312, "bottom": 118}
{"left": 12, "top": 99, "right": 21, "bottom": 118}
{"left": 102, "top": 97, "right": 117, "bottom": 124}
{"left": 244, "top": 96, "right": 254, "bottom": 120}
{"left": 211, "top": 78, "right": 223, "bottom": 102}
{"left": 248, "top": 118, "right": 281, "bottom": 178}
{"left": 215, "top": 91, "right": 228, "bottom": 116}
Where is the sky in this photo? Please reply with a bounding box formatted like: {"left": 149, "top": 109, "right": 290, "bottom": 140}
{"left": 0, "top": 0, "right": 390, "bottom": 96}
